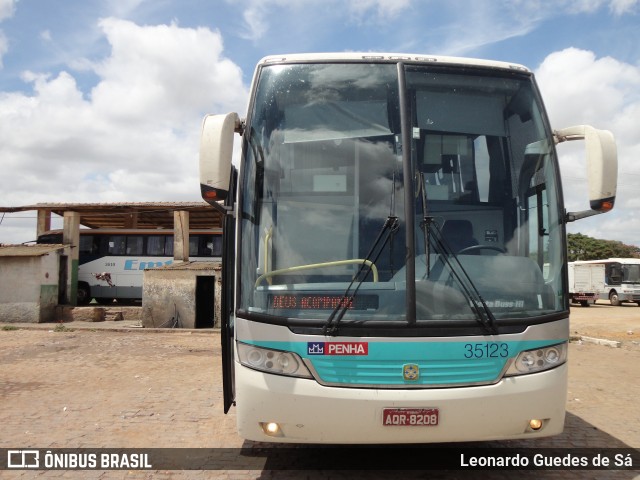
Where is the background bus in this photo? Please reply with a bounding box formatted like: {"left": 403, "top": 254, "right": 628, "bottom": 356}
{"left": 200, "top": 53, "right": 617, "bottom": 444}
{"left": 571, "top": 258, "right": 640, "bottom": 306}
{"left": 37, "top": 229, "right": 222, "bottom": 304}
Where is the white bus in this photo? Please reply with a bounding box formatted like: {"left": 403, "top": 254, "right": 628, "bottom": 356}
{"left": 571, "top": 258, "right": 640, "bottom": 306}
{"left": 38, "top": 228, "right": 222, "bottom": 304}
{"left": 200, "top": 53, "right": 617, "bottom": 443}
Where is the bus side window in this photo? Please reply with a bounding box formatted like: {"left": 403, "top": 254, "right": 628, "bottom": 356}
{"left": 79, "top": 235, "right": 97, "bottom": 255}
{"left": 126, "top": 236, "right": 144, "bottom": 255}
{"left": 189, "top": 236, "right": 200, "bottom": 256}
{"left": 147, "top": 236, "right": 165, "bottom": 256}
{"left": 164, "top": 236, "right": 174, "bottom": 256}
{"left": 108, "top": 236, "right": 126, "bottom": 255}
{"left": 211, "top": 236, "right": 222, "bottom": 256}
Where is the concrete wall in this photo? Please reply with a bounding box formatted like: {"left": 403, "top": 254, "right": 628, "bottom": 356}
{"left": 141, "top": 262, "right": 220, "bottom": 329}
{"left": 0, "top": 249, "right": 66, "bottom": 323}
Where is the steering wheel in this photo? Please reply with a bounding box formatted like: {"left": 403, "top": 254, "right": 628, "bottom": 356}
{"left": 457, "top": 244, "right": 506, "bottom": 254}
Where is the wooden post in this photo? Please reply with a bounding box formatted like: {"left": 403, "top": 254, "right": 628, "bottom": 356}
{"left": 62, "top": 211, "right": 80, "bottom": 306}
{"left": 173, "top": 210, "right": 190, "bottom": 262}
{"left": 36, "top": 210, "right": 51, "bottom": 238}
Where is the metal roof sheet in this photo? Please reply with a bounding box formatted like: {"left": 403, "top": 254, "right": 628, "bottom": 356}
{"left": 0, "top": 244, "right": 67, "bottom": 257}
{"left": 0, "top": 202, "right": 223, "bottom": 230}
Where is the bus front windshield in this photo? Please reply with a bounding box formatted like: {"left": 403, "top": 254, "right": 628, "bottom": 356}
{"left": 623, "top": 264, "right": 640, "bottom": 284}
{"left": 239, "top": 61, "right": 566, "bottom": 330}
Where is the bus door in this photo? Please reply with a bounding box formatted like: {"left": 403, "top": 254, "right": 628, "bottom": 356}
{"left": 221, "top": 167, "right": 237, "bottom": 413}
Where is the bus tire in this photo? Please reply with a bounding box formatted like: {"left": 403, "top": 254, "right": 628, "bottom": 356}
{"left": 77, "top": 283, "right": 91, "bottom": 306}
{"left": 609, "top": 290, "right": 621, "bottom": 306}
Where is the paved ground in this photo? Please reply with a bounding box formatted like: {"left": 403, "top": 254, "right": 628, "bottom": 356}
{"left": 0, "top": 303, "right": 638, "bottom": 479}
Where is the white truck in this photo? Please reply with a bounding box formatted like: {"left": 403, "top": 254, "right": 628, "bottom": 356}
{"left": 568, "top": 262, "right": 605, "bottom": 306}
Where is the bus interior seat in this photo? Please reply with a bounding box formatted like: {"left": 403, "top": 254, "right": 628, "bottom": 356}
{"left": 441, "top": 219, "right": 478, "bottom": 253}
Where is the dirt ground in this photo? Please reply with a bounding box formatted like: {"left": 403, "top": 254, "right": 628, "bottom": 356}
{"left": 0, "top": 304, "right": 638, "bottom": 479}
{"left": 569, "top": 300, "right": 639, "bottom": 342}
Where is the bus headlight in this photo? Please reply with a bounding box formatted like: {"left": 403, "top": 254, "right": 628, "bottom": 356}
{"left": 505, "top": 343, "right": 567, "bottom": 376}
{"left": 237, "top": 342, "right": 313, "bottom": 378}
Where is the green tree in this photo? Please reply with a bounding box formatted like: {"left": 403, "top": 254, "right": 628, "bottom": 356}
{"left": 567, "top": 233, "right": 640, "bottom": 261}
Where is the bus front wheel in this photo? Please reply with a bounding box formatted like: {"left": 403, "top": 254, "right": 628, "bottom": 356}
{"left": 76, "top": 283, "right": 91, "bottom": 306}
{"left": 609, "top": 290, "right": 621, "bottom": 306}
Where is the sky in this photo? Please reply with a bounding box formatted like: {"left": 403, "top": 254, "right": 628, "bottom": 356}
{"left": 0, "top": 0, "right": 639, "bottom": 246}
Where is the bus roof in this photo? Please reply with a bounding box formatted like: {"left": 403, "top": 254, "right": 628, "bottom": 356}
{"left": 257, "top": 53, "right": 531, "bottom": 73}
{"left": 38, "top": 228, "right": 222, "bottom": 236}
{"left": 570, "top": 258, "right": 640, "bottom": 264}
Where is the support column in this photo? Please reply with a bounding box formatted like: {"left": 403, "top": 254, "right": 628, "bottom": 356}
{"left": 124, "top": 211, "right": 139, "bottom": 228}
{"left": 63, "top": 211, "right": 80, "bottom": 306}
{"left": 173, "top": 210, "right": 190, "bottom": 262}
{"left": 36, "top": 210, "right": 51, "bottom": 238}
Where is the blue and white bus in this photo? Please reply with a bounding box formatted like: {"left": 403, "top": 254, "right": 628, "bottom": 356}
{"left": 38, "top": 228, "right": 222, "bottom": 304}
{"left": 200, "top": 53, "right": 617, "bottom": 443}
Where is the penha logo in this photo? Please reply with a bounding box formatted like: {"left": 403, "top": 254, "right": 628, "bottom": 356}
{"left": 307, "top": 342, "right": 368, "bottom": 356}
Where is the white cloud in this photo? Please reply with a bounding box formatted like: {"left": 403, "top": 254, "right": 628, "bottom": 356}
{"left": 609, "top": 0, "right": 639, "bottom": 13}
{"left": 40, "top": 29, "right": 52, "bottom": 42}
{"left": 0, "top": 0, "right": 16, "bottom": 21}
{"left": 0, "top": 31, "right": 7, "bottom": 67}
{"left": 239, "top": 3, "right": 269, "bottom": 42}
{"left": 347, "top": 0, "right": 411, "bottom": 20}
{"left": 0, "top": 19, "right": 248, "bottom": 243}
{"left": 535, "top": 48, "right": 640, "bottom": 245}
{"left": 236, "top": 0, "right": 412, "bottom": 42}
{"left": 429, "top": 0, "right": 639, "bottom": 57}
{"left": 0, "top": 0, "right": 16, "bottom": 68}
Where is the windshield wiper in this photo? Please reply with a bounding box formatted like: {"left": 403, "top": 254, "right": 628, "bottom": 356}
{"left": 418, "top": 173, "right": 498, "bottom": 335}
{"left": 323, "top": 215, "right": 399, "bottom": 336}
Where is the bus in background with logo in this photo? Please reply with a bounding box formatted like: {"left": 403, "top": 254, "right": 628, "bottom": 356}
{"left": 200, "top": 53, "right": 617, "bottom": 443}
{"left": 37, "top": 229, "right": 222, "bottom": 304}
{"left": 571, "top": 258, "right": 640, "bottom": 306}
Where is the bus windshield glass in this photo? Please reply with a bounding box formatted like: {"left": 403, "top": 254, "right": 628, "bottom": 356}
{"left": 622, "top": 264, "right": 640, "bottom": 284}
{"left": 239, "top": 61, "right": 566, "bottom": 327}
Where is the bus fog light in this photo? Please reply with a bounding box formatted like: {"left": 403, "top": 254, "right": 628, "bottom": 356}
{"left": 529, "top": 419, "right": 543, "bottom": 431}
{"left": 260, "top": 422, "right": 283, "bottom": 437}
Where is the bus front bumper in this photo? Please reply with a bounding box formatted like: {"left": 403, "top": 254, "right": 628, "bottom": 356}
{"left": 234, "top": 362, "right": 568, "bottom": 444}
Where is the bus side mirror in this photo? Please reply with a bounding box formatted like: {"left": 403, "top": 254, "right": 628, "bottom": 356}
{"left": 555, "top": 125, "right": 618, "bottom": 222}
{"left": 199, "top": 112, "right": 242, "bottom": 210}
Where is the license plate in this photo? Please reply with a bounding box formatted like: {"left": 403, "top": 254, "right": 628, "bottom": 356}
{"left": 383, "top": 408, "right": 439, "bottom": 426}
